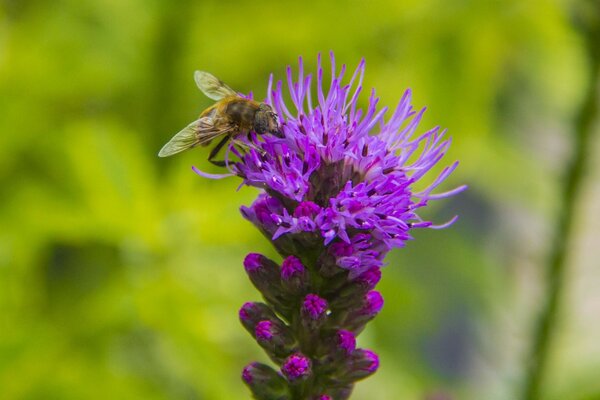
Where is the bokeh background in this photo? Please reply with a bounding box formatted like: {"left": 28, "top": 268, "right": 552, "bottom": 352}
{"left": 1, "top": 0, "right": 599, "bottom": 399}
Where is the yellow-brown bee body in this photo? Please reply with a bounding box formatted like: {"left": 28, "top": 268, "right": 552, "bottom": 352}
{"left": 158, "top": 71, "right": 281, "bottom": 163}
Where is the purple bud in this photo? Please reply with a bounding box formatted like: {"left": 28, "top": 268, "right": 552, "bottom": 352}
{"left": 255, "top": 320, "right": 275, "bottom": 341}
{"left": 239, "top": 302, "right": 255, "bottom": 322}
{"left": 302, "top": 294, "right": 328, "bottom": 320}
{"left": 242, "top": 254, "right": 283, "bottom": 307}
{"left": 360, "top": 291, "right": 384, "bottom": 316}
{"left": 246, "top": 317, "right": 295, "bottom": 362}
{"left": 238, "top": 302, "right": 278, "bottom": 336}
{"left": 293, "top": 201, "right": 321, "bottom": 218}
{"left": 338, "top": 349, "right": 380, "bottom": 383}
{"left": 281, "top": 256, "right": 305, "bottom": 280}
{"left": 336, "top": 330, "right": 356, "bottom": 355}
{"left": 242, "top": 362, "right": 289, "bottom": 398}
{"left": 243, "top": 253, "right": 264, "bottom": 272}
{"left": 239, "top": 302, "right": 275, "bottom": 324}
{"left": 359, "top": 349, "right": 380, "bottom": 373}
{"left": 281, "top": 353, "right": 311, "bottom": 381}
{"left": 241, "top": 363, "right": 256, "bottom": 384}
{"left": 317, "top": 396, "right": 333, "bottom": 400}
{"left": 355, "top": 267, "right": 381, "bottom": 290}
{"left": 340, "top": 291, "right": 384, "bottom": 333}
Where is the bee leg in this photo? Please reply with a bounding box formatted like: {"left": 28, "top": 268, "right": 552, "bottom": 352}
{"left": 233, "top": 139, "right": 266, "bottom": 156}
{"left": 208, "top": 135, "right": 230, "bottom": 167}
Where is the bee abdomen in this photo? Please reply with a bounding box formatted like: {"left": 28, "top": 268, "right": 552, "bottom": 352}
{"left": 226, "top": 100, "right": 257, "bottom": 128}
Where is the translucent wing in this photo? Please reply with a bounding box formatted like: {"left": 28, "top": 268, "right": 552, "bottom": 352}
{"left": 158, "top": 117, "right": 235, "bottom": 157}
{"left": 194, "top": 71, "right": 237, "bottom": 101}
{"left": 195, "top": 117, "right": 236, "bottom": 146}
{"left": 158, "top": 120, "right": 201, "bottom": 157}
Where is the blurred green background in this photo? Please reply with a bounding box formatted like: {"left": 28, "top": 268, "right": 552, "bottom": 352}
{"left": 1, "top": 0, "right": 599, "bottom": 399}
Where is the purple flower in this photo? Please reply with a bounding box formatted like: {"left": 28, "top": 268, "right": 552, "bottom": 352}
{"left": 191, "top": 53, "right": 464, "bottom": 399}
{"left": 237, "top": 53, "right": 465, "bottom": 258}
{"left": 281, "top": 353, "right": 311, "bottom": 381}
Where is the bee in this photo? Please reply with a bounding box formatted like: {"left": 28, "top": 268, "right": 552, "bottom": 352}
{"left": 158, "top": 71, "right": 282, "bottom": 166}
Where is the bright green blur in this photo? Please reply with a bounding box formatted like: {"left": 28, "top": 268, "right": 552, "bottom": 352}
{"left": 1, "top": 1, "right": 596, "bottom": 399}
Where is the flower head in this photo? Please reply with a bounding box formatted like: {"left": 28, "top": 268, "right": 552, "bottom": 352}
{"left": 236, "top": 53, "right": 465, "bottom": 278}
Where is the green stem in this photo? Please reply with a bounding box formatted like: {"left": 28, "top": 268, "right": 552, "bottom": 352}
{"left": 522, "top": 4, "right": 600, "bottom": 399}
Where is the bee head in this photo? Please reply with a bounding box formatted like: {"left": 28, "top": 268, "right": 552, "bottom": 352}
{"left": 255, "top": 103, "right": 284, "bottom": 137}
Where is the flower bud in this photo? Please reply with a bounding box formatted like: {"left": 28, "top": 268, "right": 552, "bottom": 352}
{"left": 336, "top": 329, "right": 356, "bottom": 355}
{"left": 330, "top": 267, "right": 382, "bottom": 310}
{"left": 354, "top": 267, "right": 382, "bottom": 290}
{"left": 254, "top": 320, "right": 296, "bottom": 362}
{"left": 255, "top": 320, "right": 276, "bottom": 342}
{"left": 281, "top": 255, "right": 308, "bottom": 294}
{"left": 336, "top": 349, "right": 379, "bottom": 383}
{"left": 242, "top": 362, "right": 290, "bottom": 399}
{"left": 281, "top": 353, "right": 311, "bottom": 382}
{"left": 360, "top": 291, "right": 384, "bottom": 316}
{"left": 238, "top": 302, "right": 277, "bottom": 334}
{"left": 301, "top": 293, "right": 329, "bottom": 330}
{"left": 243, "top": 253, "right": 283, "bottom": 307}
{"left": 341, "top": 290, "right": 384, "bottom": 333}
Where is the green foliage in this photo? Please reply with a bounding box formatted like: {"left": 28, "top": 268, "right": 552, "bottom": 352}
{"left": 0, "top": 0, "right": 595, "bottom": 399}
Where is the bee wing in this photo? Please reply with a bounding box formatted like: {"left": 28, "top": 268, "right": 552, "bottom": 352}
{"left": 158, "top": 117, "right": 235, "bottom": 157}
{"left": 194, "top": 71, "right": 237, "bottom": 101}
{"left": 195, "top": 118, "right": 236, "bottom": 145}
{"left": 158, "top": 120, "right": 202, "bottom": 157}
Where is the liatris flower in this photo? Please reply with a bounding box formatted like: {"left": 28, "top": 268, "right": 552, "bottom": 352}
{"left": 195, "top": 53, "right": 465, "bottom": 399}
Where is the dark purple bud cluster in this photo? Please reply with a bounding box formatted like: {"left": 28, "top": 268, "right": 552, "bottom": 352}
{"left": 193, "top": 53, "right": 464, "bottom": 399}
{"left": 239, "top": 252, "right": 380, "bottom": 399}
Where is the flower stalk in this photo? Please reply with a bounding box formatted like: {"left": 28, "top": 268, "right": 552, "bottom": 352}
{"left": 196, "top": 53, "right": 464, "bottom": 399}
